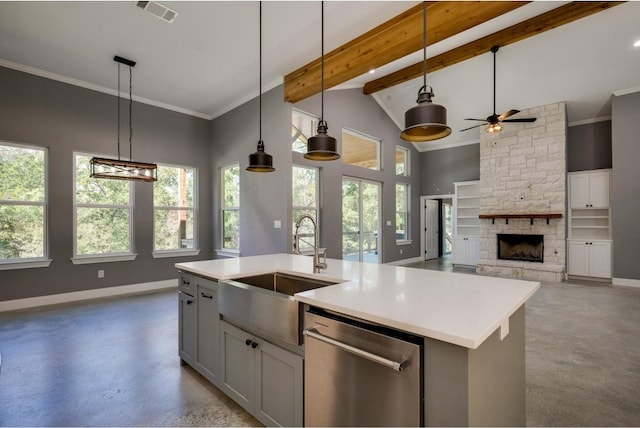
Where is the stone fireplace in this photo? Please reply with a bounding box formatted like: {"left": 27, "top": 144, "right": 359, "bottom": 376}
{"left": 497, "top": 234, "right": 544, "bottom": 263}
{"left": 476, "top": 102, "right": 566, "bottom": 282}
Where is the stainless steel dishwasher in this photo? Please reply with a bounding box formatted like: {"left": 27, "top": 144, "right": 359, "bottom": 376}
{"left": 303, "top": 307, "right": 423, "bottom": 427}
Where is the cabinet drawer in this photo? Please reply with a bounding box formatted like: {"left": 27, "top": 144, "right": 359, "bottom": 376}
{"left": 178, "top": 273, "right": 194, "bottom": 295}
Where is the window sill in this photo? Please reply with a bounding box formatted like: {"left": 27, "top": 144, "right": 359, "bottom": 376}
{"left": 0, "top": 258, "right": 53, "bottom": 271}
{"left": 396, "top": 240, "right": 413, "bottom": 246}
{"left": 215, "top": 249, "right": 240, "bottom": 258}
{"left": 152, "top": 249, "right": 201, "bottom": 259}
{"left": 71, "top": 254, "right": 137, "bottom": 265}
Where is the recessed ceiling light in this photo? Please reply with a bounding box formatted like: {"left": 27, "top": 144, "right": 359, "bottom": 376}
{"left": 634, "top": 39, "right": 640, "bottom": 48}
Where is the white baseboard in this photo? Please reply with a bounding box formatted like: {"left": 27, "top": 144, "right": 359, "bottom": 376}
{"left": 612, "top": 277, "right": 640, "bottom": 288}
{"left": 0, "top": 279, "right": 178, "bottom": 312}
{"left": 386, "top": 256, "right": 423, "bottom": 266}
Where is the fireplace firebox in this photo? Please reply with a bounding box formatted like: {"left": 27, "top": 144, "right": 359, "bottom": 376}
{"left": 497, "top": 234, "right": 544, "bottom": 263}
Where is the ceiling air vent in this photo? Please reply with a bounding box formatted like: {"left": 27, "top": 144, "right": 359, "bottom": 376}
{"left": 136, "top": 1, "right": 178, "bottom": 24}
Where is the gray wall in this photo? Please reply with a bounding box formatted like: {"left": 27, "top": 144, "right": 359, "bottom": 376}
{"left": 611, "top": 91, "right": 640, "bottom": 281}
{"left": 567, "top": 121, "right": 612, "bottom": 172}
{"left": 211, "top": 85, "right": 291, "bottom": 257}
{"left": 419, "top": 143, "right": 480, "bottom": 196}
{"left": 294, "top": 88, "right": 422, "bottom": 263}
{"left": 0, "top": 66, "right": 213, "bottom": 301}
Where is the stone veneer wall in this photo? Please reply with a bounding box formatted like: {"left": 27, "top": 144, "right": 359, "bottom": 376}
{"left": 477, "top": 102, "right": 567, "bottom": 282}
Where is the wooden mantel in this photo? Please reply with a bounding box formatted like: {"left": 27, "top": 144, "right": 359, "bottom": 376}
{"left": 479, "top": 213, "right": 563, "bottom": 225}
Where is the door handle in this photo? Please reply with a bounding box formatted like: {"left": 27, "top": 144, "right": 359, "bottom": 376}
{"left": 303, "top": 328, "right": 406, "bottom": 372}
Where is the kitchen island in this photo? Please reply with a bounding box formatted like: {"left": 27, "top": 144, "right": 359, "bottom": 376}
{"left": 176, "top": 253, "right": 539, "bottom": 427}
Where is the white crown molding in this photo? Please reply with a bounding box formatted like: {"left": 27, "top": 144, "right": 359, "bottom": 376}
{"left": 0, "top": 59, "right": 213, "bottom": 120}
{"left": 568, "top": 116, "right": 612, "bottom": 127}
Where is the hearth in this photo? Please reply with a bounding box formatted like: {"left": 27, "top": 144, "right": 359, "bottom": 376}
{"left": 497, "top": 234, "right": 544, "bottom": 263}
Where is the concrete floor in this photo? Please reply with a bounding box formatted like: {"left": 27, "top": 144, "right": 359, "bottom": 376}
{"left": 0, "top": 261, "right": 639, "bottom": 426}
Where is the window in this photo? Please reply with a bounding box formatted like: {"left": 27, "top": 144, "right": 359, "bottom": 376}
{"left": 153, "top": 164, "right": 198, "bottom": 257}
{"left": 342, "top": 128, "right": 381, "bottom": 170}
{"left": 73, "top": 153, "right": 134, "bottom": 263}
{"left": 292, "top": 108, "right": 318, "bottom": 153}
{"left": 0, "top": 142, "right": 49, "bottom": 268}
{"left": 292, "top": 165, "right": 319, "bottom": 252}
{"left": 396, "top": 183, "right": 410, "bottom": 242}
{"left": 396, "top": 146, "right": 409, "bottom": 176}
{"left": 221, "top": 164, "right": 240, "bottom": 251}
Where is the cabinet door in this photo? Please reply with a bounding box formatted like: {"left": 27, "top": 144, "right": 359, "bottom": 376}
{"left": 195, "top": 279, "right": 219, "bottom": 385}
{"left": 567, "top": 241, "right": 589, "bottom": 276}
{"left": 467, "top": 237, "right": 480, "bottom": 267}
{"left": 451, "top": 237, "right": 467, "bottom": 265}
{"left": 588, "top": 172, "right": 610, "bottom": 209}
{"left": 569, "top": 174, "right": 589, "bottom": 209}
{"left": 589, "top": 241, "right": 612, "bottom": 278}
{"left": 220, "top": 321, "right": 254, "bottom": 413}
{"left": 254, "top": 341, "right": 304, "bottom": 427}
{"left": 178, "top": 292, "right": 196, "bottom": 364}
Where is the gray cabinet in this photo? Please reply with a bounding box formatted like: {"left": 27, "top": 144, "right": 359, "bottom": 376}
{"left": 194, "top": 278, "right": 219, "bottom": 385}
{"left": 178, "top": 273, "right": 195, "bottom": 365}
{"left": 220, "top": 320, "right": 303, "bottom": 427}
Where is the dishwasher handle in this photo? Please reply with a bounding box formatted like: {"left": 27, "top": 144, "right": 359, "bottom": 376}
{"left": 303, "top": 328, "right": 407, "bottom": 372}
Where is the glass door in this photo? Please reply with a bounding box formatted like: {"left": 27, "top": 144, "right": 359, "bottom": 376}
{"left": 342, "top": 178, "right": 381, "bottom": 263}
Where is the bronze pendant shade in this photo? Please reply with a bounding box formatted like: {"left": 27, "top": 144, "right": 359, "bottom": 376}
{"left": 90, "top": 56, "right": 158, "bottom": 182}
{"left": 304, "top": 1, "right": 340, "bottom": 161}
{"left": 400, "top": 1, "right": 450, "bottom": 142}
{"left": 246, "top": 2, "right": 275, "bottom": 172}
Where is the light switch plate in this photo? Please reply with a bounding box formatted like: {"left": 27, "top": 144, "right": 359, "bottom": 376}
{"left": 274, "top": 220, "right": 281, "bottom": 229}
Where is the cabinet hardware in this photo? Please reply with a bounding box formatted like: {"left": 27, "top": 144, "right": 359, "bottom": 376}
{"left": 200, "top": 292, "right": 214, "bottom": 299}
{"left": 245, "top": 339, "right": 259, "bottom": 349}
{"left": 186, "top": 299, "right": 193, "bottom": 305}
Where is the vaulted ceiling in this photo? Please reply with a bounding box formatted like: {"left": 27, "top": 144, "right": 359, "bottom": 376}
{"left": 1, "top": 1, "right": 638, "bottom": 151}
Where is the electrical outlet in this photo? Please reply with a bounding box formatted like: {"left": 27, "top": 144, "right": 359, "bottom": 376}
{"left": 98, "top": 270, "right": 104, "bottom": 278}
{"left": 400, "top": 249, "right": 403, "bottom": 255}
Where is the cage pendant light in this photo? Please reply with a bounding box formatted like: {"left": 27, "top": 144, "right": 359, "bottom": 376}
{"left": 247, "top": 1, "right": 275, "bottom": 172}
{"left": 90, "top": 56, "right": 157, "bottom": 181}
{"left": 400, "top": 1, "right": 451, "bottom": 142}
{"left": 304, "top": 1, "right": 340, "bottom": 161}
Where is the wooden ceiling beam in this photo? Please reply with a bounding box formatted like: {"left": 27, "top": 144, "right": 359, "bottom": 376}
{"left": 283, "top": 1, "right": 529, "bottom": 104}
{"left": 363, "top": 1, "right": 624, "bottom": 95}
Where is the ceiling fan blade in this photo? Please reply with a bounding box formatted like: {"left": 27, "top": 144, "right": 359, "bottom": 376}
{"left": 498, "top": 109, "right": 520, "bottom": 120}
{"left": 502, "top": 118, "right": 537, "bottom": 123}
{"left": 460, "top": 123, "right": 485, "bottom": 132}
{"left": 463, "top": 118, "right": 489, "bottom": 122}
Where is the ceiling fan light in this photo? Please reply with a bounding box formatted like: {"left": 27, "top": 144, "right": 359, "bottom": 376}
{"left": 486, "top": 122, "right": 503, "bottom": 133}
{"left": 304, "top": 121, "right": 340, "bottom": 160}
{"left": 401, "top": 89, "right": 451, "bottom": 142}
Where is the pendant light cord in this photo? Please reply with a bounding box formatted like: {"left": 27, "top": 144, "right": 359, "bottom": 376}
{"left": 259, "top": 1, "right": 262, "bottom": 142}
{"left": 493, "top": 47, "right": 497, "bottom": 115}
{"left": 320, "top": 0, "right": 325, "bottom": 123}
{"left": 422, "top": 0, "right": 427, "bottom": 90}
{"left": 117, "top": 63, "right": 121, "bottom": 161}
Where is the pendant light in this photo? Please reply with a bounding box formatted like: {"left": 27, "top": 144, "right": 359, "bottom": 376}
{"left": 247, "top": 1, "right": 275, "bottom": 172}
{"left": 90, "top": 56, "right": 157, "bottom": 181}
{"left": 304, "top": 1, "right": 340, "bottom": 161}
{"left": 400, "top": 1, "right": 451, "bottom": 142}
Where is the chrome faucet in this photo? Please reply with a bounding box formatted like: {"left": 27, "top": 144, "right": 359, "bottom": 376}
{"left": 293, "top": 214, "right": 327, "bottom": 273}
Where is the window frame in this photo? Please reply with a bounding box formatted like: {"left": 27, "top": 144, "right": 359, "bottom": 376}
{"left": 219, "top": 163, "right": 240, "bottom": 257}
{"left": 71, "top": 152, "right": 136, "bottom": 265}
{"left": 341, "top": 127, "right": 382, "bottom": 171}
{"left": 0, "top": 141, "right": 51, "bottom": 270}
{"left": 292, "top": 164, "right": 320, "bottom": 254}
{"left": 152, "top": 163, "right": 200, "bottom": 258}
{"left": 396, "top": 146, "right": 410, "bottom": 176}
{"left": 395, "top": 182, "right": 412, "bottom": 244}
{"left": 292, "top": 108, "right": 319, "bottom": 154}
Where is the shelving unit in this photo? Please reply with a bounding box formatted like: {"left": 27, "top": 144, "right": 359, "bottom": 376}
{"left": 453, "top": 181, "right": 480, "bottom": 266}
{"left": 567, "top": 169, "right": 612, "bottom": 278}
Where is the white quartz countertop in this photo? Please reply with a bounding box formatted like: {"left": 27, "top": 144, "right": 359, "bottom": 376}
{"left": 175, "top": 254, "right": 539, "bottom": 349}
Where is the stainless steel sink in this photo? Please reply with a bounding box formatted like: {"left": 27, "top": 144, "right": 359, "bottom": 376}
{"left": 219, "top": 272, "right": 339, "bottom": 347}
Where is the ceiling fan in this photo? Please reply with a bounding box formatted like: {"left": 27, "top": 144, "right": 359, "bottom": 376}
{"left": 461, "top": 45, "right": 536, "bottom": 133}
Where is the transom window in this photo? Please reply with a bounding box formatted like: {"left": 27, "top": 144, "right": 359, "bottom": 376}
{"left": 221, "top": 164, "right": 240, "bottom": 251}
{"left": 342, "top": 128, "right": 381, "bottom": 171}
{"left": 154, "top": 164, "right": 197, "bottom": 253}
{"left": 396, "top": 146, "right": 410, "bottom": 176}
{"left": 74, "top": 153, "right": 133, "bottom": 259}
{"left": 292, "top": 108, "right": 319, "bottom": 153}
{"left": 292, "top": 165, "right": 319, "bottom": 252}
{"left": 0, "top": 142, "right": 48, "bottom": 264}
